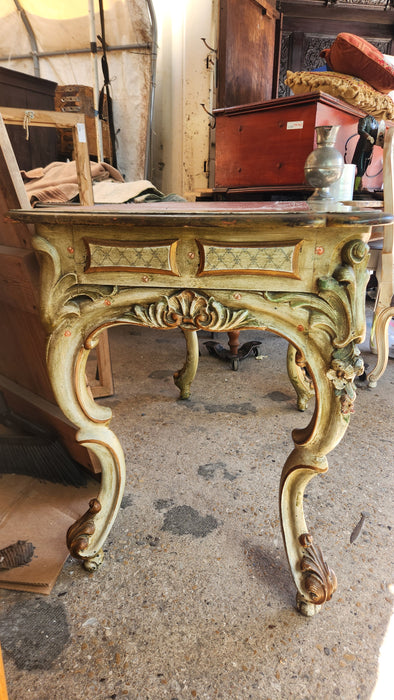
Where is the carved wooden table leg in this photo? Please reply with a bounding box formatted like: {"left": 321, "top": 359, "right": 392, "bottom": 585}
{"left": 173, "top": 329, "right": 199, "bottom": 399}
{"left": 278, "top": 240, "right": 368, "bottom": 614}
{"left": 213, "top": 237, "right": 369, "bottom": 614}
{"left": 279, "top": 364, "right": 345, "bottom": 617}
{"left": 281, "top": 340, "right": 363, "bottom": 615}
{"left": 46, "top": 321, "right": 126, "bottom": 571}
{"left": 367, "top": 306, "right": 394, "bottom": 386}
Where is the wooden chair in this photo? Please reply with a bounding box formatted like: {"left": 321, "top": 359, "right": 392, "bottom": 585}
{"left": 367, "top": 125, "right": 394, "bottom": 387}
{"left": 0, "top": 107, "right": 114, "bottom": 400}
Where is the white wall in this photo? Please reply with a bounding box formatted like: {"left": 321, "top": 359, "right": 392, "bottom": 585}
{"left": 151, "top": 0, "right": 218, "bottom": 197}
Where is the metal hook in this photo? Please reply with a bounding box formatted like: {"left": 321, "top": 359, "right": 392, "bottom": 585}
{"left": 200, "top": 104, "right": 216, "bottom": 128}
{"left": 201, "top": 37, "right": 217, "bottom": 53}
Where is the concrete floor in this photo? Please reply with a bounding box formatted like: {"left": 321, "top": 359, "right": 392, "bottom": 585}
{"left": 0, "top": 301, "right": 393, "bottom": 700}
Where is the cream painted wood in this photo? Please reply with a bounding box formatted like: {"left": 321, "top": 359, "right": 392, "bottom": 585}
{"left": 368, "top": 126, "right": 394, "bottom": 387}
{"left": 10, "top": 202, "right": 392, "bottom": 614}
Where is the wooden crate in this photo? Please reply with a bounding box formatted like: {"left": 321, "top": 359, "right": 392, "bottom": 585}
{"left": 55, "top": 84, "right": 111, "bottom": 160}
{"left": 214, "top": 91, "right": 384, "bottom": 194}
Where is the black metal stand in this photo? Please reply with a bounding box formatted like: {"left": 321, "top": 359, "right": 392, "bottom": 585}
{"left": 204, "top": 339, "right": 262, "bottom": 371}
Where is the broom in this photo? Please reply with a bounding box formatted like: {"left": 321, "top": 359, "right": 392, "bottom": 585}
{"left": 0, "top": 392, "right": 88, "bottom": 487}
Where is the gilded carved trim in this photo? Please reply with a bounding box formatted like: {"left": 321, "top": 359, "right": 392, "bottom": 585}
{"left": 299, "top": 533, "right": 337, "bottom": 605}
{"left": 125, "top": 289, "right": 256, "bottom": 332}
{"left": 67, "top": 498, "right": 101, "bottom": 559}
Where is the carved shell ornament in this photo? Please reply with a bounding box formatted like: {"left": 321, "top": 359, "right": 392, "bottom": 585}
{"left": 126, "top": 289, "right": 255, "bottom": 332}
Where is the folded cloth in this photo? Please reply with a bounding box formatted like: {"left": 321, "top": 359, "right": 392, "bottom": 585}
{"left": 22, "top": 160, "right": 124, "bottom": 205}
{"left": 92, "top": 179, "right": 164, "bottom": 203}
{"left": 92, "top": 179, "right": 186, "bottom": 203}
{"left": 22, "top": 160, "right": 186, "bottom": 206}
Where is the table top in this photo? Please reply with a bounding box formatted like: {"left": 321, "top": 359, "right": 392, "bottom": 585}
{"left": 9, "top": 200, "right": 394, "bottom": 229}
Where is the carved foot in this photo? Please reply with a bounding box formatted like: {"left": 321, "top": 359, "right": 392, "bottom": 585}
{"left": 83, "top": 548, "right": 104, "bottom": 571}
{"left": 67, "top": 498, "right": 101, "bottom": 560}
{"left": 296, "top": 592, "right": 321, "bottom": 617}
{"left": 299, "top": 533, "right": 337, "bottom": 606}
{"left": 173, "top": 369, "right": 192, "bottom": 399}
{"left": 280, "top": 460, "right": 338, "bottom": 614}
{"left": 293, "top": 534, "right": 337, "bottom": 616}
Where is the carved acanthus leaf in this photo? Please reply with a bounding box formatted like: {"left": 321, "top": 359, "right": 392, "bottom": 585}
{"left": 33, "top": 235, "right": 121, "bottom": 330}
{"left": 126, "top": 289, "right": 255, "bottom": 331}
{"left": 263, "top": 239, "right": 369, "bottom": 347}
{"left": 299, "top": 533, "right": 337, "bottom": 605}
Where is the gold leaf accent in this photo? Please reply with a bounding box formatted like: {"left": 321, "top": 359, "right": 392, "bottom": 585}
{"left": 299, "top": 533, "right": 337, "bottom": 604}
{"left": 127, "top": 289, "right": 254, "bottom": 331}
{"left": 67, "top": 498, "right": 101, "bottom": 559}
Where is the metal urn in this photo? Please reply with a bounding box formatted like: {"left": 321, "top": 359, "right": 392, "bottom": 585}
{"left": 304, "top": 125, "right": 344, "bottom": 209}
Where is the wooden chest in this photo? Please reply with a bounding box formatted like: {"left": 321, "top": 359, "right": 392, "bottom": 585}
{"left": 214, "top": 92, "right": 384, "bottom": 194}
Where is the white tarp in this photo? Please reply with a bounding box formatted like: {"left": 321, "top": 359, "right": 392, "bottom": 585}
{"left": 0, "top": 0, "right": 154, "bottom": 180}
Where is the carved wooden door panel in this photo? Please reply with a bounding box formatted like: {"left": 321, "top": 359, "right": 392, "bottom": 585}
{"left": 217, "top": 0, "right": 282, "bottom": 108}
{"left": 278, "top": 1, "right": 394, "bottom": 98}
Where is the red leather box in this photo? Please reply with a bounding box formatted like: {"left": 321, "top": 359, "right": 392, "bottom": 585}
{"left": 214, "top": 92, "right": 383, "bottom": 194}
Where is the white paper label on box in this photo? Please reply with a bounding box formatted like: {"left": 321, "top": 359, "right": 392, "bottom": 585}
{"left": 287, "top": 121, "right": 304, "bottom": 130}
{"left": 77, "top": 122, "right": 87, "bottom": 142}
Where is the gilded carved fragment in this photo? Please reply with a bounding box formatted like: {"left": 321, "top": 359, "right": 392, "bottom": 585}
{"left": 67, "top": 498, "right": 101, "bottom": 559}
{"left": 299, "top": 533, "right": 337, "bottom": 605}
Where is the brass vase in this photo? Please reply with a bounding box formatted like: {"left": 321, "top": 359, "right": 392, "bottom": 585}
{"left": 304, "top": 125, "right": 344, "bottom": 210}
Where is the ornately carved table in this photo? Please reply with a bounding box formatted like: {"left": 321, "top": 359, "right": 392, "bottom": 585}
{"left": 10, "top": 201, "right": 392, "bottom": 616}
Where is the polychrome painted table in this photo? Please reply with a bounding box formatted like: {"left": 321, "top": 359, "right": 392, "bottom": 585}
{"left": 10, "top": 201, "right": 392, "bottom": 616}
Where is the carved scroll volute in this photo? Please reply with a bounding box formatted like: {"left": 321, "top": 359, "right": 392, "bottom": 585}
{"left": 299, "top": 533, "right": 337, "bottom": 605}
{"left": 67, "top": 498, "right": 101, "bottom": 559}
{"left": 334, "top": 239, "right": 370, "bottom": 345}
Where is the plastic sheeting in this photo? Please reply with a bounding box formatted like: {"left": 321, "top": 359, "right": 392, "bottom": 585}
{"left": 0, "top": 0, "right": 153, "bottom": 180}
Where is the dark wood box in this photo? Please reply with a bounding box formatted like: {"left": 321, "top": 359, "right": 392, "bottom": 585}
{"left": 214, "top": 92, "right": 383, "bottom": 194}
